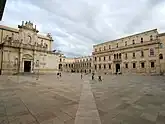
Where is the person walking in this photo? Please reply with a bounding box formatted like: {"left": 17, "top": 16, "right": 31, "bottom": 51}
{"left": 57, "top": 72, "right": 59, "bottom": 79}
{"left": 59, "top": 72, "right": 61, "bottom": 78}
{"left": 92, "top": 72, "right": 95, "bottom": 80}
{"left": 98, "top": 75, "right": 102, "bottom": 81}
{"left": 81, "top": 73, "right": 83, "bottom": 79}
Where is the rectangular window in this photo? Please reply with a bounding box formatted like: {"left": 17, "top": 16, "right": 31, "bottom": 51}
{"left": 99, "top": 47, "right": 101, "bottom": 51}
{"left": 133, "top": 63, "right": 136, "bottom": 68}
{"left": 125, "top": 41, "right": 127, "bottom": 46}
{"left": 104, "top": 64, "right": 106, "bottom": 69}
{"left": 99, "top": 57, "right": 101, "bottom": 61}
{"left": 95, "top": 57, "right": 97, "bottom": 61}
{"left": 117, "top": 43, "right": 118, "bottom": 48}
{"left": 125, "top": 63, "right": 128, "bottom": 68}
{"left": 95, "top": 65, "right": 97, "bottom": 70}
{"left": 109, "top": 56, "right": 111, "bottom": 60}
{"left": 99, "top": 64, "right": 101, "bottom": 69}
{"left": 95, "top": 49, "right": 97, "bottom": 52}
{"left": 104, "top": 56, "right": 106, "bottom": 61}
{"left": 151, "top": 62, "right": 155, "bottom": 68}
{"left": 141, "top": 62, "right": 145, "bottom": 68}
{"left": 104, "top": 46, "right": 106, "bottom": 50}
{"left": 109, "top": 45, "right": 111, "bottom": 49}
{"left": 109, "top": 64, "right": 111, "bottom": 69}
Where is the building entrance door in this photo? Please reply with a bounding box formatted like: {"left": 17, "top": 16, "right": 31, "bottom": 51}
{"left": 116, "top": 64, "right": 120, "bottom": 73}
{"left": 24, "top": 61, "right": 31, "bottom": 72}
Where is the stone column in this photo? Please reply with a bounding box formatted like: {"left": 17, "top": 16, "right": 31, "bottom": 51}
{"left": 19, "top": 48, "right": 23, "bottom": 73}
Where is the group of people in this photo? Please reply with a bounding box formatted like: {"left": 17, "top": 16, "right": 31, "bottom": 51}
{"left": 81, "top": 72, "right": 102, "bottom": 81}
{"left": 57, "top": 72, "right": 62, "bottom": 78}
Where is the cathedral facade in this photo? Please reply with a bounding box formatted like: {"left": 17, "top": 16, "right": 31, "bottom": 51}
{"left": 0, "top": 21, "right": 60, "bottom": 75}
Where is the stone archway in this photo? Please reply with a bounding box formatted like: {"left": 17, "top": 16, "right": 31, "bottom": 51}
{"left": 22, "top": 54, "right": 33, "bottom": 73}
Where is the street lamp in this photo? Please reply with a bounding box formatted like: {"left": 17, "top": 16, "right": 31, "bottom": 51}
{"left": 0, "top": 42, "right": 5, "bottom": 75}
{"left": 36, "top": 60, "right": 39, "bottom": 80}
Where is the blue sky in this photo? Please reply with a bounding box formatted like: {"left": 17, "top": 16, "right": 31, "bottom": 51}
{"left": 1, "top": 0, "right": 165, "bottom": 57}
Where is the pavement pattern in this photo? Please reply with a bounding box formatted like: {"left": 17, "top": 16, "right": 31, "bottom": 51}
{"left": 0, "top": 73, "right": 165, "bottom": 124}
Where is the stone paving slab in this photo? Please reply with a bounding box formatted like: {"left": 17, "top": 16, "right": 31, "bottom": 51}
{"left": 0, "top": 74, "right": 165, "bottom": 124}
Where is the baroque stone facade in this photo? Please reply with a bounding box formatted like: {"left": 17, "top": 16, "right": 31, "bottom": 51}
{"left": 60, "top": 56, "right": 93, "bottom": 73}
{"left": 92, "top": 29, "right": 165, "bottom": 75}
{"left": 0, "top": 21, "right": 60, "bottom": 74}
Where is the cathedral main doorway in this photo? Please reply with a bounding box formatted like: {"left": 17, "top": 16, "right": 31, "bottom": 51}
{"left": 24, "top": 61, "right": 31, "bottom": 72}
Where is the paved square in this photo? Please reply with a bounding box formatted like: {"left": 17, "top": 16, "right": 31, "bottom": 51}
{"left": 0, "top": 73, "right": 165, "bottom": 124}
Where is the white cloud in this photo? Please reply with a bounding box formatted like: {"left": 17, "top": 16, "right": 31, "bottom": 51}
{"left": 1, "top": 0, "right": 165, "bottom": 57}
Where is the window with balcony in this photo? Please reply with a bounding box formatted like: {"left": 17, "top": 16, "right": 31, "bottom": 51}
{"left": 133, "top": 63, "right": 136, "bottom": 68}
{"left": 125, "top": 63, "right": 128, "bottom": 68}
{"left": 141, "top": 62, "right": 145, "bottom": 68}
{"left": 150, "top": 48, "right": 154, "bottom": 56}
{"left": 159, "top": 54, "right": 163, "bottom": 59}
{"left": 151, "top": 62, "right": 155, "bottom": 68}
{"left": 125, "top": 41, "right": 127, "bottom": 46}
{"left": 141, "top": 38, "right": 143, "bottom": 43}
{"left": 150, "top": 35, "right": 153, "bottom": 41}
{"left": 109, "top": 64, "right": 111, "bottom": 69}
{"left": 132, "top": 40, "right": 135, "bottom": 44}
{"left": 104, "top": 64, "right": 106, "bottom": 69}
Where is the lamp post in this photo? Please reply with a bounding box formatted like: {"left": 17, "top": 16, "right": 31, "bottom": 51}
{"left": 0, "top": 42, "right": 4, "bottom": 75}
{"left": 36, "top": 60, "right": 39, "bottom": 80}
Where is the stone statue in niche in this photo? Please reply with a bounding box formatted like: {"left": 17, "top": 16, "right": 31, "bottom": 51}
{"left": 28, "top": 35, "right": 32, "bottom": 44}
{"left": 41, "top": 40, "right": 43, "bottom": 47}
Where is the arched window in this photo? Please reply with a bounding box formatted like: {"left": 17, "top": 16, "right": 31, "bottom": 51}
{"left": 159, "top": 54, "right": 163, "bottom": 59}
{"left": 150, "top": 48, "right": 154, "bottom": 56}
{"left": 114, "top": 54, "right": 116, "bottom": 59}
{"left": 119, "top": 53, "right": 121, "bottom": 59}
